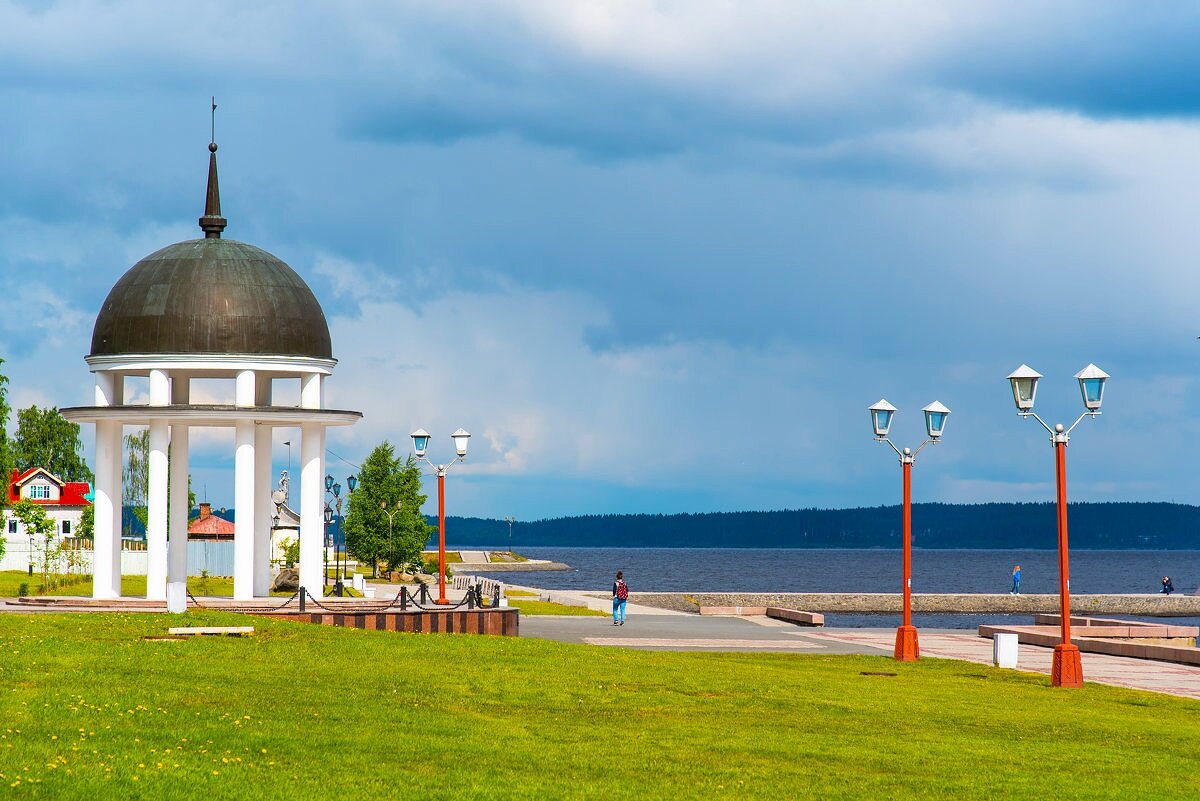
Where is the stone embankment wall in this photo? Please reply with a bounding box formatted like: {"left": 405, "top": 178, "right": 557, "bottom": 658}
{"left": 626, "top": 592, "right": 1200, "bottom": 616}
{"left": 457, "top": 561, "right": 571, "bottom": 572}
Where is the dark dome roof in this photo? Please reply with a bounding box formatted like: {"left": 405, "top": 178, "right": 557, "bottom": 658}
{"left": 90, "top": 238, "right": 332, "bottom": 359}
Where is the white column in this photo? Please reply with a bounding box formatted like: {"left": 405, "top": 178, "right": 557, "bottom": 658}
{"left": 233, "top": 370, "right": 256, "bottom": 600}
{"left": 299, "top": 422, "right": 325, "bottom": 595}
{"left": 146, "top": 419, "right": 169, "bottom": 600}
{"left": 145, "top": 369, "right": 170, "bottom": 601}
{"left": 168, "top": 376, "right": 190, "bottom": 608}
{"left": 167, "top": 423, "right": 189, "bottom": 611}
{"left": 253, "top": 374, "right": 273, "bottom": 595}
{"left": 300, "top": 372, "right": 323, "bottom": 409}
{"left": 92, "top": 420, "right": 120, "bottom": 599}
{"left": 92, "top": 372, "right": 123, "bottom": 599}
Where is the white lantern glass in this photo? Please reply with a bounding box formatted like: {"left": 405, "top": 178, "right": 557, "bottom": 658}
{"left": 410, "top": 429, "right": 431, "bottom": 457}
{"left": 1007, "top": 365, "right": 1042, "bottom": 412}
{"left": 922, "top": 401, "right": 951, "bottom": 439}
{"left": 868, "top": 399, "right": 896, "bottom": 438}
{"left": 451, "top": 428, "right": 471, "bottom": 457}
{"left": 1074, "top": 364, "right": 1109, "bottom": 412}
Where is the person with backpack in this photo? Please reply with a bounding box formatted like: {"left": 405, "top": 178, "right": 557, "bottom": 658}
{"left": 612, "top": 571, "right": 629, "bottom": 625}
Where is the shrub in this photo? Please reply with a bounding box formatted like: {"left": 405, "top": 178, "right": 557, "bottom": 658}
{"left": 17, "top": 583, "right": 28, "bottom": 598}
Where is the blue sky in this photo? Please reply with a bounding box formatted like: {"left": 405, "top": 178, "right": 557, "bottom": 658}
{"left": 4, "top": 1, "right": 1200, "bottom": 521}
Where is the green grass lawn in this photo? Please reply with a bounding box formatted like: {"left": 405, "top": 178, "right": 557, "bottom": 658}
{"left": 1, "top": 612, "right": 1198, "bottom": 800}
{"left": 0, "top": 571, "right": 295, "bottom": 599}
{"left": 506, "top": 599, "right": 606, "bottom": 616}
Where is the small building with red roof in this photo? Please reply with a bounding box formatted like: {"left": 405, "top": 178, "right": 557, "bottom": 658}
{"left": 188, "top": 503, "right": 235, "bottom": 541}
{"left": 5, "top": 467, "right": 92, "bottom": 543}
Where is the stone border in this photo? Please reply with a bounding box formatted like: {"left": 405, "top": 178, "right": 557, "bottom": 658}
{"left": 623, "top": 592, "right": 1200, "bottom": 615}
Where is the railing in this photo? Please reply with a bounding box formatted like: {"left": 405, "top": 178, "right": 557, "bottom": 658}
{"left": 185, "top": 582, "right": 503, "bottom": 613}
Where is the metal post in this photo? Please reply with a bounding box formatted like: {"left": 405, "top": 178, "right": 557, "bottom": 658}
{"left": 894, "top": 455, "right": 919, "bottom": 661}
{"left": 400, "top": 585, "right": 408, "bottom": 611}
{"left": 299, "top": 587, "right": 306, "bottom": 612}
{"left": 1052, "top": 437, "right": 1083, "bottom": 687}
{"left": 437, "top": 469, "right": 448, "bottom": 604}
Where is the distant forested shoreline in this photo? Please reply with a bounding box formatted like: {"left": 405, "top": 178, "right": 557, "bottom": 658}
{"left": 431, "top": 502, "right": 1200, "bottom": 549}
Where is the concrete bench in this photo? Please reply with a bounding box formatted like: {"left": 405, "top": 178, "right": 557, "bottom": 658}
{"left": 766, "top": 607, "right": 825, "bottom": 627}
{"left": 698, "top": 606, "right": 768, "bottom": 616}
{"left": 167, "top": 626, "right": 254, "bottom": 636}
{"left": 697, "top": 606, "right": 824, "bottom": 626}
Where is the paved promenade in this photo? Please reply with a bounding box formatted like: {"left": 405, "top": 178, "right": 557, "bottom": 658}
{"left": 518, "top": 589, "right": 1200, "bottom": 700}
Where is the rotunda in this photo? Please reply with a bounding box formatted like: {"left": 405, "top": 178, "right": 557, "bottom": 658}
{"left": 63, "top": 141, "right": 361, "bottom": 603}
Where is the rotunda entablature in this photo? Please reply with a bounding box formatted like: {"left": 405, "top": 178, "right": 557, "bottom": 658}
{"left": 84, "top": 353, "right": 337, "bottom": 380}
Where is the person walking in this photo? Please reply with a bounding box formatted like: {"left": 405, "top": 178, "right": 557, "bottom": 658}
{"left": 1011, "top": 565, "right": 1021, "bottom": 595}
{"left": 612, "top": 571, "right": 629, "bottom": 626}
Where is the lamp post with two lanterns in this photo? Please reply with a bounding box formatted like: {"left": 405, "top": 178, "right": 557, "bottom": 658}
{"left": 1006, "top": 363, "right": 1109, "bottom": 688}
{"left": 411, "top": 428, "right": 471, "bottom": 605}
{"left": 867, "top": 398, "right": 951, "bottom": 662}
{"left": 323, "top": 473, "right": 357, "bottom": 596}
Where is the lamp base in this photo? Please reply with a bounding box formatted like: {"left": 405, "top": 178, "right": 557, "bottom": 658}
{"left": 894, "top": 625, "right": 919, "bottom": 661}
{"left": 1051, "top": 642, "right": 1083, "bottom": 687}
{"left": 435, "top": 598, "right": 450, "bottom": 605}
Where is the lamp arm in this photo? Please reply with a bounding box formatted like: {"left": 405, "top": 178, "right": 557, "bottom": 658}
{"left": 911, "top": 438, "right": 937, "bottom": 458}
{"left": 879, "top": 438, "right": 904, "bottom": 458}
{"left": 1021, "top": 411, "right": 1055, "bottom": 435}
{"left": 1065, "top": 410, "right": 1098, "bottom": 435}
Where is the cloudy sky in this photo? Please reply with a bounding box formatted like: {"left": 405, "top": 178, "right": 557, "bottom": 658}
{"left": 3, "top": 1, "right": 1200, "bottom": 521}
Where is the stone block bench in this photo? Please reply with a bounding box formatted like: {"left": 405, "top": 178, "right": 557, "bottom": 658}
{"left": 697, "top": 606, "right": 824, "bottom": 626}
{"left": 980, "top": 615, "right": 1200, "bottom": 668}
{"left": 167, "top": 626, "right": 255, "bottom": 636}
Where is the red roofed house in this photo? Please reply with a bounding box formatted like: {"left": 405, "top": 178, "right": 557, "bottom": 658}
{"left": 189, "top": 503, "right": 235, "bottom": 541}
{"left": 5, "top": 468, "right": 92, "bottom": 545}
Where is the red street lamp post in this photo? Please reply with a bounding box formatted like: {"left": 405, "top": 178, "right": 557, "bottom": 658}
{"left": 1007, "top": 363, "right": 1109, "bottom": 688}
{"left": 868, "top": 398, "right": 951, "bottom": 662}
{"left": 410, "top": 428, "right": 472, "bottom": 605}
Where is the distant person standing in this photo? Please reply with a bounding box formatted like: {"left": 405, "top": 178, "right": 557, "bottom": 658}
{"left": 1011, "top": 565, "right": 1021, "bottom": 595}
{"left": 612, "top": 571, "right": 629, "bottom": 626}
{"left": 1162, "top": 576, "right": 1175, "bottom": 595}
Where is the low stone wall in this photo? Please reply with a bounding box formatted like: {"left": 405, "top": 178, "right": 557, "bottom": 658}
{"left": 625, "top": 592, "right": 1200, "bottom": 616}
{"left": 455, "top": 561, "right": 571, "bottom": 572}
{"left": 256, "top": 607, "right": 519, "bottom": 636}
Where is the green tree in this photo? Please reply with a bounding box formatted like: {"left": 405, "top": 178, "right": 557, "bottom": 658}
{"left": 12, "top": 405, "right": 93, "bottom": 482}
{"left": 123, "top": 428, "right": 149, "bottom": 536}
{"left": 78, "top": 504, "right": 94, "bottom": 541}
{"left": 345, "top": 444, "right": 431, "bottom": 577}
{"left": 0, "top": 358, "right": 12, "bottom": 527}
{"left": 11, "top": 498, "right": 57, "bottom": 583}
{"left": 119, "top": 430, "right": 194, "bottom": 538}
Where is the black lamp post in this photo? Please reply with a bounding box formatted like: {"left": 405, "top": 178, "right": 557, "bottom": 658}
{"left": 325, "top": 473, "right": 357, "bottom": 596}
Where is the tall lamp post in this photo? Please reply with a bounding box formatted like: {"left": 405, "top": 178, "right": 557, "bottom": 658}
{"left": 324, "top": 473, "right": 358, "bottom": 596}
{"left": 381, "top": 500, "right": 402, "bottom": 578}
{"left": 868, "top": 398, "right": 951, "bottom": 662}
{"left": 505, "top": 515, "right": 515, "bottom": 553}
{"left": 411, "top": 428, "right": 471, "bottom": 605}
{"left": 1006, "top": 363, "right": 1108, "bottom": 688}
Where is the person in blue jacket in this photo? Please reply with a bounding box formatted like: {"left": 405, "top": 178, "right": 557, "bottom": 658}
{"left": 1011, "top": 565, "right": 1021, "bottom": 595}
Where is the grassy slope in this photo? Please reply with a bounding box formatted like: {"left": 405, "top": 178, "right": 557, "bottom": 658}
{"left": 0, "top": 571, "right": 295, "bottom": 599}
{"left": 0, "top": 612, "right": 1198, "bottom": 800}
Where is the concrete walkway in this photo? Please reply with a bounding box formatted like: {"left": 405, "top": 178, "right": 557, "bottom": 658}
{"left": 518, "top": 600, "right": 1200, "bottom": 700}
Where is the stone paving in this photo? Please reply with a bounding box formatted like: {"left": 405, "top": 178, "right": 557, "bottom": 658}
{"left": 517, "top": 588, "right": 1200, "bottom": 700}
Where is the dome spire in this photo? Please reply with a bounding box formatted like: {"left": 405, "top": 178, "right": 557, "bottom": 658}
{"left": 198, "top": 96, "right": 227, "bottom": 239}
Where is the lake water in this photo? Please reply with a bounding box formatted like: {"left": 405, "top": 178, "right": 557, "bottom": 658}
{"left": 461, "top": 546, "right": 1200, "bottom": 630}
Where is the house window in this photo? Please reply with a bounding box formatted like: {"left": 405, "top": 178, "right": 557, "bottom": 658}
{"left": 27, "top": 485, "right": 51, "bottom": 500}
{"left": 62, "top": 520, "right": 71, "bottom": 535}
{"left": 6, "top": 520, "right": 15, "bottom": 534}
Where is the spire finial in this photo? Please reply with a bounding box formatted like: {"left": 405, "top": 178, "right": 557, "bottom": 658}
{"left": 199, "top": 96, "right": 227, "bottom": 238}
